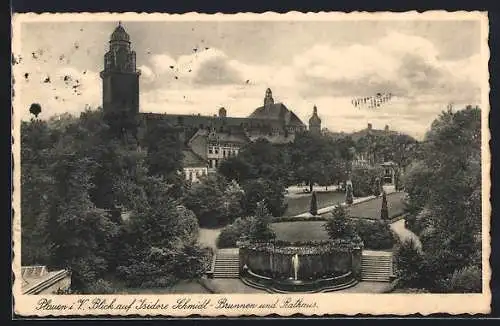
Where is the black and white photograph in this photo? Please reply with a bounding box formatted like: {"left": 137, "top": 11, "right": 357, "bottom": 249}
{"left": 12, "top": 12, "right": 490, "bottom": 316}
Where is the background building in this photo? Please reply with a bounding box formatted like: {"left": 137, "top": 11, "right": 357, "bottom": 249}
{"left": 101, "top": 23, "right": 310, "bottom": 180}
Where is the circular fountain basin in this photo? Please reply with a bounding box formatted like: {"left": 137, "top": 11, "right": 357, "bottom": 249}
{"left": 239, "top": 240, "right": 362, "bottom": 293}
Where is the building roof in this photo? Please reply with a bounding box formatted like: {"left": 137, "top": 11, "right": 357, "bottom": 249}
{"left": 248, "top": 133, "right": 296, "bottom": 144}
{"left": 309, "top": 106, "right": 321, "bottom": 125}
{"left": 182, "top": 149, "right": 207, "bottom": 168}
{"left": 188, "top": 128, "right": 250, "bottom": 146}
{"left": 350, "top": 126, "right": 397, "bottom": 141}
{"left": 141, "top": 112, "right": 248, "bottom": 130}
{"left": 110, "top": 22, "right": 130, "bottom": 42}
{"left": 249, "top": 103, "right": 305, "bottom": 126}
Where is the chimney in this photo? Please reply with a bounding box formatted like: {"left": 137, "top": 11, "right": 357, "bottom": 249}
{"left": 384, "top": 125, "right": 389, "bottom": 132}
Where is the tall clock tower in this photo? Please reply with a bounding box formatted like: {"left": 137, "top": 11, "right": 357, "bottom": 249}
{"left": 100, "top": 22, "right": 141, "bottom": 138}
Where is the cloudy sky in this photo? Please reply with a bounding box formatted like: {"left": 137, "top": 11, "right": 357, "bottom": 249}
{"left": 13, "top": 17, "right": 486, "bottom": 139}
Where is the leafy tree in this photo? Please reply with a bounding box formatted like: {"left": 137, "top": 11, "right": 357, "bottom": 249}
{"left": 29, "top": 103, "right": 42, "bottom": 118}
{"left": 394, "top": 239, "right": 426, "bottom": 288}
{"left": 21, "top": 119, "right": 54, "bottom": 265}
{"left": 351, "top": 166, "right": 382, "bottom": 197}
{"left": 403, "top": 161, "right": 434, "bottom": 211}
{"left": 223, "top": 180, "right": 245, "bottom": 222}
{"left": 183, "top": 174, "right": 228, "bottom": 227}
{"left": 117, "top": 177, "right": 205, "bottom": 287}
{"left": 21, "top": 108, "right": 206, "bottom": 292}
{"left": 310, "top": 191, "right": 318, "bottom": 215}
{"left": 242, "top": 178, "right": 287, "bottom": 217}
{"left": 289, "top": 132, "right": 340, "bottom": 191}
{"left": 218, "top": 156, "right": 252, "bottom": 183}
{"left": 400, "top": 105, "right": 482, "bottom": 292}
{"left": 237, "top": 139, "right": 289, "bottom": 181}
{"left": 142, "top": 119, "right": 184, "bottom": 198}
{"left": 354, "top": 131, "right": 417, "bottom": 169}
{"left": 46, "top": 126, "right": 120, "bottom": 291}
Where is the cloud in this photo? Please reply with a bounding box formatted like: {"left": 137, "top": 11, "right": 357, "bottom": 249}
{"left": 290, "top": 31, "right": 481, "bottom": 102}
{"left": 139, "top": 49, "right": 245, "bottom": 90}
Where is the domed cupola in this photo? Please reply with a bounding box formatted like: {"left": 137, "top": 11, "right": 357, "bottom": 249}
{"left": 309, "top": 105, "right": 321, "bottom": 124}
{"left": 309, "top": 105, "right": 322, "bottom": 135}
{"left": 110, "top": 21, "right": 130, "bottom": 43}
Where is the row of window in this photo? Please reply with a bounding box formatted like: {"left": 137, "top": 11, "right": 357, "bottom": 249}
{"left": 208, "top": 146, "right": 239, "bottom": 157}
{"left": 209, "top": 159, "right": 219, "bottom": 169}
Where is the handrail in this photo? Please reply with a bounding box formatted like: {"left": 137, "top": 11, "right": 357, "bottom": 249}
{"left": 205, "top": 251, "right": 217, "bottom": 278}
{"left": 23, "top": 270, "right": 70, "bottom": 295}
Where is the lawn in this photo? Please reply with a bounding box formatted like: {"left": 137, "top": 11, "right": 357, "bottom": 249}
{"left": 283, "top": 191, "right": 346, "bottom": 216}
{"left": 347, "top": 192, "right": 406, "bottom": 220}
{"left": 271, "top": 192, "right": 407, "bottom": 242}
{"left": 271, "top": 221, "right": 328, "bottom": 242}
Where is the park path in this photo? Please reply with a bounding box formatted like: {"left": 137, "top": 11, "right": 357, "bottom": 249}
{"left": 389, "top": 219, "right": 422, "bottom": 250}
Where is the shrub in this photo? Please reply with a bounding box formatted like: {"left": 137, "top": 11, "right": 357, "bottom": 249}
{"left": 216, "top": 216, "right": 256, "bottom": 248}
{"left": 394, "top": 239, "right": 426, "bottom": 289}
{"left": 354, "top": 220, "right": 396, "bottom": 250}
{"left": 441, "top": 265, "right": 482, "bottom": 293}
{"left": 140, "top": 275, "right": 178, "bottom": 288}
{"left": 217, "top": 202, "right": 276, "bottom": 247}
{"left": 83, "top": 279, "right": 117, "bottom": 294}
{"left": 272, "top": 216, "right": 328, "bottom": 223}
{"left": 323, "top": 205, "right": 357, "bottom": 240}
{"left": 247, "top": 201, "right": 276, "bottom": 242}
{"left": 171, "top": 242, "right": 209, "bottom": 279}
{"left": 310, "top": 191, "right": 318, "bottom": 215}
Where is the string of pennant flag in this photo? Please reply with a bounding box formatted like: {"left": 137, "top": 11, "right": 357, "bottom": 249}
{"left": 351, "top": 92, "right": 393, "bottom": 109}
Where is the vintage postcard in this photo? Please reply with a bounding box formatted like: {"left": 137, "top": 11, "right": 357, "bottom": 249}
{"left": 12, "top": 11, "right": 491, "bottom": 317}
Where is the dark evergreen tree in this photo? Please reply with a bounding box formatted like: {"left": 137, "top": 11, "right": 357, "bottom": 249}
{"left": 380, "top": 191, "right": 389, "bottom": 220}
{"left": 345, "top": 183, "right": 354, "bottom": 205}
{"left": 310, "top": 191, "right": 318, "bottom": 215}
{"left": 248, "top": 200, "right": 276, "bottom": 242}
{"left": 323, "top": 205, "right": 356, "bottom": 240}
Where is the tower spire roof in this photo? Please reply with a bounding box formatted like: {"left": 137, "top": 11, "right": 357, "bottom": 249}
{"left": 309, "top": 105, "right": 321, "bottom": 124}
{"left": 110, "top": 21, "right": 130, "bottom": 42}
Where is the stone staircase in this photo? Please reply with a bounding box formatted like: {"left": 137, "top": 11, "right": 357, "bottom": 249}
{"left": 361, "top": 251, "right": 393, "bottom": 282}
{"left": 213, "top": 249, "right": 240, "bottom": 279}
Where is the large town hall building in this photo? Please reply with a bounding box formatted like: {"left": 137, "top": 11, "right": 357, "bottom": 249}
{"left": 101, "top": 23, "right": 322, "bottom": 181}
